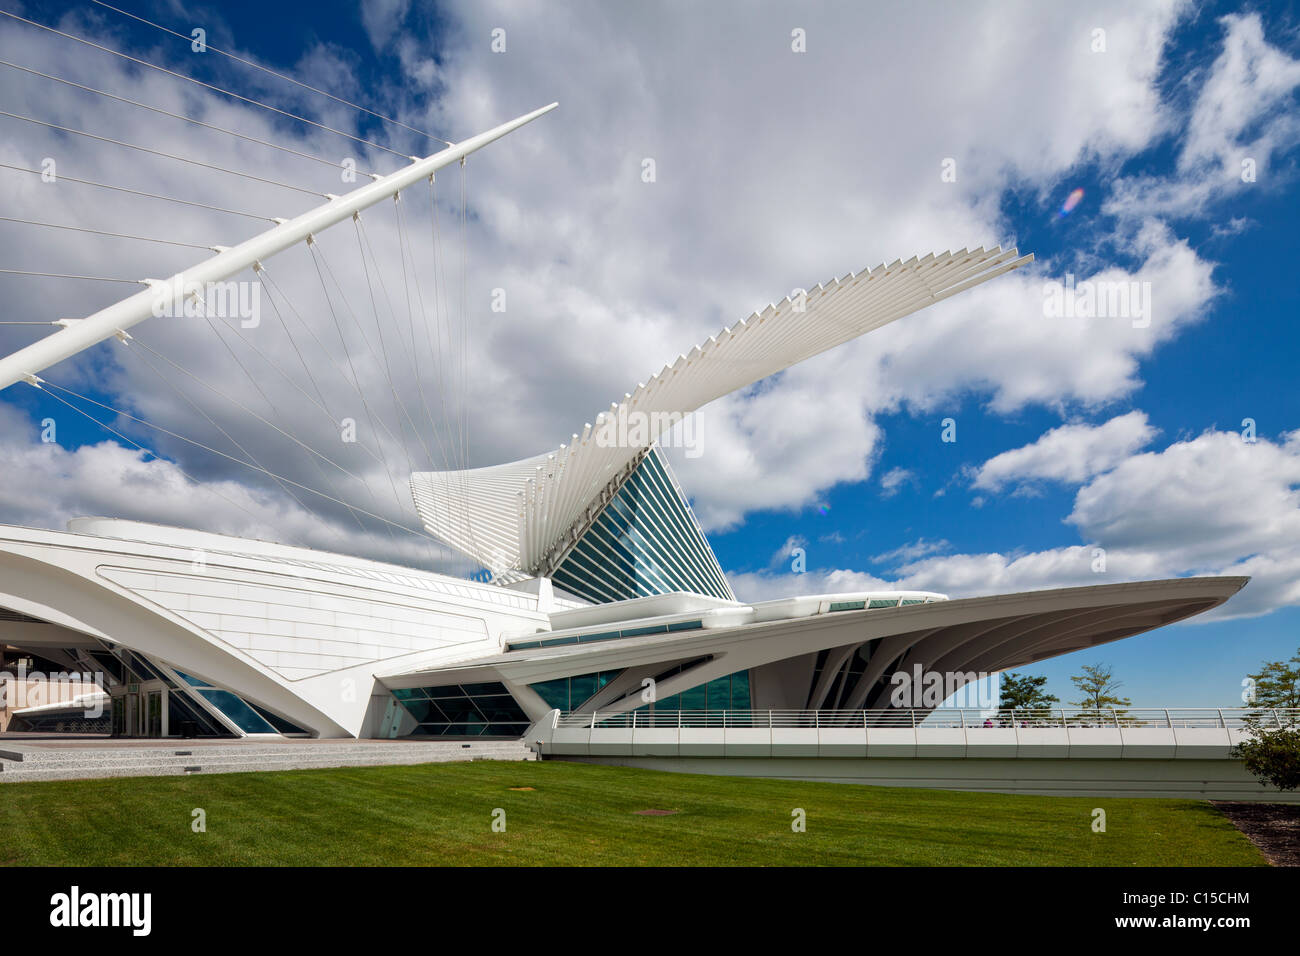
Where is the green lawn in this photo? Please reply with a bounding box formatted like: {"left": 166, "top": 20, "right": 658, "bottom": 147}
{"left": 0, "top": 761, "right": 1267, "bottom": 866}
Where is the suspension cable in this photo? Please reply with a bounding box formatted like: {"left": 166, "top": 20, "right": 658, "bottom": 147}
{"left": 247, "top": 267, "right": 418, "bottom": 543}
{"left": 309, "top": 229, "right": 442, "bottom": 561}
{"left": 0, "top": 268, "right": 144, "bottom": 283}
{"left": 0, "top": 9, "right": 414, "bottom": 160}
{"left": 428, "top": 170, "right": 481, "bottom": 561}
{"left": 352, "top": 213, "right": 435, "bottom": 473}
{"left": 34, "top": 375, "right": 438, "bottom": 541}
{"left": 353, "top": 213, "right": 441, "bottom": 471}
{"left": 0, "top": 58, "right": 381, "bottom": 177}
{"left": 199, "top": 307, "right": 386, "bottom": 539}
{"left": 124, "top": 334, "right": 334, "bottom": 538}
{"left": 147, "top": 306, "right": 370, "bottom": 543}
{"left": 126, "top": 335, "right": 375, "bottom": 489}
{"left": 395, "top": 191, "right": 456, "bottom": 476}
{"left": 0, "top": 216, "right": 212, "bottom": 250}
{"left": 89, "top": 0, "right": 455, "bottom": 148}
{"left": 29, "top": 381, "right": 318, "bottom": 550}
{"left": 0, "top": 110, "right": 329, "bottom": 197}
{"left": 0, "top": 163, "right": 275, "bottom": 222}
{"left": 256, "top": 262, "right": 413, "bottom": 459}
{"left": 305, "top": 240, "right": 399, "bottom": 543}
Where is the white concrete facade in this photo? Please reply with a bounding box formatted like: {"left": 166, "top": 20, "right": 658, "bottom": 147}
{"left": 0, "top": 513, "right": 1250, "bottom": 749}
{"left": 0, "top": 519, "right": 550, "bottom": 738}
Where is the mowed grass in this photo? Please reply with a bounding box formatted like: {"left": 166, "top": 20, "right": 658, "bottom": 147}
{"left": 0, "top": 761, "right": 1267, "bottom": 866}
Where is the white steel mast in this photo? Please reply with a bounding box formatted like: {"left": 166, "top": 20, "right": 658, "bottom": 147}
{"left": 0, "top": 102, "right": 558, "bottom": 392}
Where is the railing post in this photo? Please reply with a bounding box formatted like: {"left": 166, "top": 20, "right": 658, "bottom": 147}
{"left": 1164, "top": 708, "right": 1171, "bottom": 729}
{"left": 631, "top": 709, "right": 637, "bottom": 730}
{"left": 1217, "top": 708, "right": 1225, "bottom": 729}
{"left": 590, "top": 711, "right": 597, "bottom": 730}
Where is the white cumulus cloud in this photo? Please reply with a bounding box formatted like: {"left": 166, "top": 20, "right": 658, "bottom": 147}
{"left": 972, "top": 411, "right": 1158, "bottom": 493}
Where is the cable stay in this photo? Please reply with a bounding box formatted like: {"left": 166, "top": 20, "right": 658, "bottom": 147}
{"left": 0, "top": 269, "right": 144, "bottom": 284}
{"left": 243, "top": 270, "right": 428, "bottom": 546}
{"left": 351, "top": 214, "right": 436, "bottom": 477}
{"left": 0, "top": 110, "right": 331, "bottom": 198}
{"left": 395, "top": 190, "right": 459, "bottom": 473}
{"left": 391, "top": 188, "right": 473, "bottom": 549}
{"left": 427, "top": 165, "right": 484, "bottom": 566}
{"left": 0, "top": 9, "right": 415, "bottom": 161}
{"left": 31, "top": 375, "right": 444, "bottom": 545}
{"left": 0, "top": 28, "right": 558, "bottom": 578}
{"left": 200, "top": 303, "right": 392, "bottom": 474}
{"left": 123, "top": 335, "right": 343, "bottom": 544}
{"left": 256, "top": 261, "right": 419, "bottom": 463}
{"left": 332, "top": 204, "right": 470, "bottom": 561}
{"left": 0, "top": 58, "right": 380, "bottom": 178}
{"left": 89, "top": 0, "right": 456, "bottom": 149}
{"left": 249, "top": 252, "right": 445, "bottom": 561}
{"left": 0, "top": 216, "right": 214, "bottom": 250}
{"left": 31, "top": 380, "right": 323, "bottom": 553}
{"left": 175, "top": 292, "right": 386, "bottom": 541}
{"left": 352, "top": 213, "right": 442, "bottom": 471}
{"left": 197, "top": 309, "right": 375, "bottom": 542}
{"left": 309, "top": 228, "right": 450, "bottom": 526}
{"left": 0, "top": 163, "right": 276, "bottom": 222}
{"left": 305, "top": 238, "right": 409, "bottom": 539}
{"left": 125, "top": 334, "right": 379, "bottom": 493}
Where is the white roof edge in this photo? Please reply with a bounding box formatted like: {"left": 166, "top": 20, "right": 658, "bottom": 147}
{"left": 412, "top": 248, "right": 1032, "bottom": 574}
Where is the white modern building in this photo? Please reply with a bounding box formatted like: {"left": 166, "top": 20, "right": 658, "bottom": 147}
{"left": 0, "top": 106, "right": 1255, "bottom": 796}
{"left": 0, "top": 245, "right": 1249, "bottom": 744}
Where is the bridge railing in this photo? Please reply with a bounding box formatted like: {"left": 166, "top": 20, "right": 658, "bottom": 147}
{"left": 554, "top": 707, "right": 1300, "bottom": 731}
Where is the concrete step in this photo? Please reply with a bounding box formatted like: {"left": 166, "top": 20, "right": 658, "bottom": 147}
{"left": 0, "top": 748, "right": 532, "bottom": 773}
{"left": 0, "top": 740, "right": 535, "bottom": 782}
{"left": 0, "top": 740, "right": 528, "bottom": 765}
{"left": 0, "top": 752, "right": 536, "bottom": 783}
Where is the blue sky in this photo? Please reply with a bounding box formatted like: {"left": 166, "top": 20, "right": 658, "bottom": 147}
{"left": 2, "top": 0, "right": 1300, "bottom": 707}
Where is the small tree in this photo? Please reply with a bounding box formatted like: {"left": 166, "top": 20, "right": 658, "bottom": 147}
{"left": 998, "top": 672, "right": 1058, "bottom": 725}
{"left": 1237, "top": 648, "right": 1300, "bottom": 792}
{"left": 1237, "top": 722, "right": 1300, "bottom": 792}
{"left": 1069, "top": 663, "right": 1131, "bottom": 724}
{"left": 1246, "top": 651, "right": 1300, "bottom": 709}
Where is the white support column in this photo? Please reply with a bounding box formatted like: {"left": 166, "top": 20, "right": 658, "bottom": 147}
{"left": 0, "top": 102, "right": 558, "bottom": 392}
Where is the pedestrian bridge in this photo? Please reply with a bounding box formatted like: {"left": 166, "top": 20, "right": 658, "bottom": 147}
{"left": 528, "top": 708, "right": 1300, "bottom": 800}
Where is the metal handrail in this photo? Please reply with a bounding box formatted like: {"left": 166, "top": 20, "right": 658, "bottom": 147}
{"left": 554, "top": 707, "right": 1300, "bottom": 730}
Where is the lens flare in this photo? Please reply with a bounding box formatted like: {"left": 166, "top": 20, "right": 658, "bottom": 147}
{"left": 1057, "top": 187, "right": 1084, "bottom": 218}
